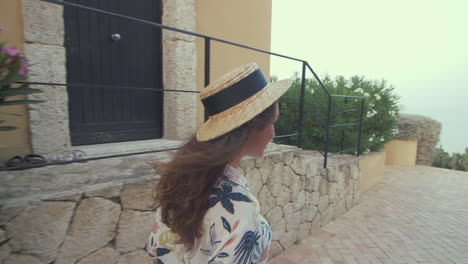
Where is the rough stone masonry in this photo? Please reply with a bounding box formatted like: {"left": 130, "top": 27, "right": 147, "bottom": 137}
{"left": 0, "top": 143, "right": 360, "bottom": 263}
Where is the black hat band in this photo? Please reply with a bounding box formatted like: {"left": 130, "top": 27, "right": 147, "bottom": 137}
{"left": 202, "top": 68, "right": 268, "bottom": 117}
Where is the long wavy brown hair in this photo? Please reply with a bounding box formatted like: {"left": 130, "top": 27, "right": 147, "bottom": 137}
{"left": 153, "top": 102, "right": 277, "bottom": 250}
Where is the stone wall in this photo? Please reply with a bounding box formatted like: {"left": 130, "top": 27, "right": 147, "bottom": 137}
{"left": 0, "top": 182, "right": 156, "bottom": 264}
{"left": 0, "top": 144, "right": 360, "bottom": 263}
{"left": 394, "top": 114, "right": 442, "bottom": 166}
{"left": 242, "top": 146, "right": 361, "bottom": 256}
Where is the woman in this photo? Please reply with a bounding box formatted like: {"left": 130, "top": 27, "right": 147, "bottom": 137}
{"left": 147, "top": 62, "right": 292, "bottom": 264}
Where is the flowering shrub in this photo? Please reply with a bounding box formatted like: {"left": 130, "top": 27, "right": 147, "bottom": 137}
{"left": 274, "top": 74, "right": 400, "bottom": 155}
{"left": 0, "top": 25, "right": 43, "bottom": 131}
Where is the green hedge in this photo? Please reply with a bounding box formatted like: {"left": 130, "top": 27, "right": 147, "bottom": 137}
{"left": 274, "top": 74, "right": 400, "bottom": 155}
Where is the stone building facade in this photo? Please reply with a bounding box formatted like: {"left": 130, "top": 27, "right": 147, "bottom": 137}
{"left": 0, "top": 0, "right": 273, "bottom": 160}
{"left": 21, "top": 0, "right": 198, "bottom": 155}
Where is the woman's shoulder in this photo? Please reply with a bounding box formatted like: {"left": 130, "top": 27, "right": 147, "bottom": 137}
{"left": 197, "top": 180, "right": 272, "bottom": 263}
{"left": 209, "top": 179, "right": 259, "bottom": 213}
{"left": 204, "top": 179, "right": 262, "bottom": 233}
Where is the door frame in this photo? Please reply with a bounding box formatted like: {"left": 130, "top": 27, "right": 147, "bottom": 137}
{"left": 23, "top": 0, "right": 198, "bottom": 155}
{"left": 64, "top": 0, "right": 165, "bottom": 146}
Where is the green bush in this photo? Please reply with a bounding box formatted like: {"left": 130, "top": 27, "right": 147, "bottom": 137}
{"left": 274, "top": 74, "right": 400, "bottom": 155}
{"left": 433, "top": 146, "right": 468, "bottom": 171}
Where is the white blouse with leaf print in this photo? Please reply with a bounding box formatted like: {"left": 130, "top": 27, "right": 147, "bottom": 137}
{"left": 147, "top": 165, "right": 272, "bottom": 264}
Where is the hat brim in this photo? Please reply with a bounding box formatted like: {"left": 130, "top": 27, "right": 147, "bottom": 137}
{"left": 196, "top": 79, "right": 292, "bottom": 142}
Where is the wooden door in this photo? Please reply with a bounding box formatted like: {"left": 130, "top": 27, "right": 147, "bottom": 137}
{"left": 64, "top": 0, "right": 163, "bottom": 145}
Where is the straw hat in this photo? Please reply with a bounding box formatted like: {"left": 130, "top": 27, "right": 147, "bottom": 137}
{"left": 196, "top": 62, "right": 292, "bottom": 141}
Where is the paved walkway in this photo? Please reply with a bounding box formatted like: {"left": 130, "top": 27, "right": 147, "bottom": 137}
{"left": 270, "top": 165, "right": 468, "bottom": 264}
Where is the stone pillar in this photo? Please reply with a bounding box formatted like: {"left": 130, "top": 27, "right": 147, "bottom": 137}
{"left": 22, "top": 0, "right": 71, "bottom": 155}
{"left": 162, "top": 0, "right": 198, "bottom": 140}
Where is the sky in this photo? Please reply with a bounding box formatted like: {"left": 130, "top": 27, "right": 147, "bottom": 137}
{"left": 270, "top": 0, "right": 468, "bottom": 154}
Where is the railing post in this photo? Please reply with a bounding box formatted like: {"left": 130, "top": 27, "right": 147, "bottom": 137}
{"left": 340, "top": 97, "right": 348, "bottom": 152}
{"left": 340, "top": 129, "right": 345, "bottom": 152}
{"left": 324, "top": 95, "right": 333, "bottom": 168}
{"left": 297, "top": 61, "right": 306, "bottom": 148}
{"left": 356, "top": 98, "right": 365, "bottom": 157}
{"left": 204, "top": 38, "right": 210, "bottom": 87}
{"left": 204, "top": 38, "right": 211, "bottom": 121}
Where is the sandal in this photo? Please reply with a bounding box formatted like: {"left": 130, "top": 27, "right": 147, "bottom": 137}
{"left": 50, "top": 149, "right": 88, "bottom": 164}
{"left": 24, "top": 154, "right": 47, "bottom": 165}
{"left": 5, "top": 155, "right": 26, "bottom": 166}
{"left": 4, "top": 156, "right": 30, "bottom": 170}
{"left": 50, "top": 150, "right": 74, "bottom": 163}
{"left": 71, "top": 149, "right": 87, "bottom": 161}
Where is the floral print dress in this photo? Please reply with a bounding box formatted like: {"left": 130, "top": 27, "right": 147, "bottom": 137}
{"left": 147, "top": 165, "right": 272, "bottom": 264}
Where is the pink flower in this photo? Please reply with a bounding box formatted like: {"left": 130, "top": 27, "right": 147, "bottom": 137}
{"left": 2, "top": 46, "right": 21, "bottom": 57}
{"left": 19, "top": 59, "right": 28, "bottom": 75}
{"left": 0, "top": 25, "right": 4, "bottom": 31}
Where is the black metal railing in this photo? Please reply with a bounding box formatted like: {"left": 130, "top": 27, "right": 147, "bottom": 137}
{"left": 0, "top": 0, "right": 365, "bottom": 171}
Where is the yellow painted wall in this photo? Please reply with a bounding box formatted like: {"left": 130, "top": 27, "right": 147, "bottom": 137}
{"left": 360, "top": 150, "right": 386, "bottom": 193}
{"left": 385, "top": 140, "right": 417, "bottom": 166}
{"left": 0, "top": 0, "right": 32, "bottom": 163}
{"left": 195, "top": 0, "right": 272, "bottom": 126}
